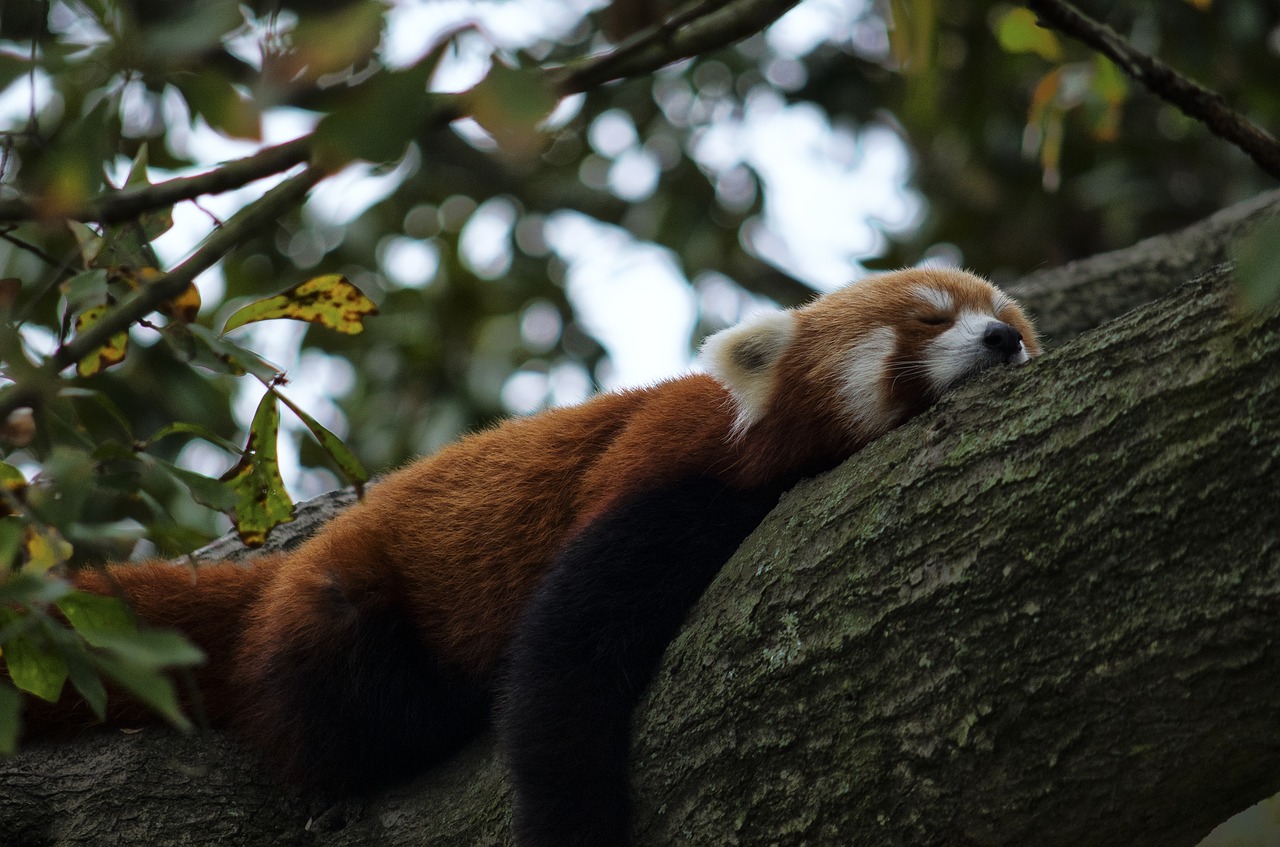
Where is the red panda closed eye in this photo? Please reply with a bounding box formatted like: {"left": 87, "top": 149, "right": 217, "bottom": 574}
{"left": 22, "top": 267, "right": 1038, "bottom": 847}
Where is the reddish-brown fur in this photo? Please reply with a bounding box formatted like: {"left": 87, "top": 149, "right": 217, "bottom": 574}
{"left": 31, "top": 269, "right": 1038, "bottom": 759}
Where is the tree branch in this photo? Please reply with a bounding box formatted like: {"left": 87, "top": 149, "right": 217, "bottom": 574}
{"left": 1012, "top": 186, "right": 1280, "bottom": 345}
{"left": 1024, "top": 0, "right": 1280, "bottom": 181}
{"left": 0, "top": 138, "right": 314, "bottom": 225}
{"left": 551, "top": 0, "right": 804, "bottom": 92}
{"left": 0, "top": 167, "right": 325, "bottom": 421}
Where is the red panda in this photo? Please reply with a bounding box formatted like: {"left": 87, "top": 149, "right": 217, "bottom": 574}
{"left": 25, "top": 268, "right": 1038, "bottom": 846}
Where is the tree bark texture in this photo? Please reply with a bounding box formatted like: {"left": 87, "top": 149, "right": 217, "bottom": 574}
{"left": 3, "top": 198, "right": 1279, "bottom": 846}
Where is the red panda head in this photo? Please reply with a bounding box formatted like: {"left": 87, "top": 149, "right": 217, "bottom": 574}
{"left": 700, "top": 268, "right": 1039, "bottom": 453}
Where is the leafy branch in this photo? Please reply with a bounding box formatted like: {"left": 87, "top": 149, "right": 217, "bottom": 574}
{"left": 0, "top": 167, "right": 325, "bottom": 421}
{"left": 1023, "top": 0, "right": 1280, "bottom": 181}
{"left": 0, "top": 0, "right": 804, "bottom": 230}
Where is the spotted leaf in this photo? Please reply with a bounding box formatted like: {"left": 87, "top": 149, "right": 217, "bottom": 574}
{"left": 221, "top": 274, "right": 377, "bottom": 335}
{"left": 74, "top": 305, "right": 129, "bottom": 376}
{"left": 219, "top": 392, "right": 294, "bottom": 546}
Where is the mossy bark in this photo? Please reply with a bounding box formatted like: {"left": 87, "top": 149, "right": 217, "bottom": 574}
{"left": 3, "top": 196, "right": 1279, "bottom": 846}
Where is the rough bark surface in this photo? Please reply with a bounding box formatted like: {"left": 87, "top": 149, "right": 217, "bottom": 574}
{"left": 1011, "top": 186, "right": 1280, "bottom": 344}
{"left": 2, "top": 196, "right": 1279, "bottom": 847}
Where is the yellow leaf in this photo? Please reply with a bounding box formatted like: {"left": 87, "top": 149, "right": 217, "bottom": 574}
{"left": 75, "top": 305, "right": 129, "bottom": 377}
{"left": 1027, "top": 68, "right": 1062, "bottom": 129}
{"left": 996, "top": 7, "right": 1064, "bottom": 63}
{"left": 221, "top": 274, "right": 378, "bottom": 335}
{"left": 23, "top": 525, "right": 73, "bottom": 574}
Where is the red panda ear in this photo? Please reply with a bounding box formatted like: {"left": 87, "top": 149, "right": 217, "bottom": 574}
{"left": 699, "top": 310, "right": 797, "bottom": 431}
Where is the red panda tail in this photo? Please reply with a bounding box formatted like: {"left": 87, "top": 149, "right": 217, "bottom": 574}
{"left": 22, "top": 557, "right": 279, "bottom": 736}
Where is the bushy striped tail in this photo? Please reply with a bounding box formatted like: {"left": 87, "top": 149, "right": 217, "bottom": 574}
{"left": 20, "top": 557, "right": 279, "bottom": 737}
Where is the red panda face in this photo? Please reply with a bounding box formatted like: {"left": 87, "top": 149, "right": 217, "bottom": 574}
{"left": 701, "top": 268, "right": 1038, "bottom": 446}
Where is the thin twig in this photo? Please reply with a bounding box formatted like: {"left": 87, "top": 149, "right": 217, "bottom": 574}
{"left": 1024, "top": 0, "right": 1280, "bottom": 181}
{"left": 0, "top": 227, "right": 63, "bottom": 268}
{"left": 551, "top": 0, "right": 804, "bottom": 92}
{"left": 0, "top": 137, "right": 313, "bottom": 224}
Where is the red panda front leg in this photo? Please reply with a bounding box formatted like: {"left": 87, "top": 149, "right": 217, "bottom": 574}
{"left": 498, "top": 475, "right": 782, "bottom": 847}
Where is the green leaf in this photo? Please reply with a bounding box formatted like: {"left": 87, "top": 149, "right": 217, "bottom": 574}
{"left": 0, "top": 517, "right": 23, "bottom": 568}
{"left": 56, "top": 591, "right": 137, "bottom": 647}
{"left": 176, "top": 70, "right": 263, "bottom": 141}
{"left": 0, "top": 606, "right": 23, "bottom": 648}
{"left": 221, "top": 274, "right": 378, "bottom": 334}
{"left": 140, "top": 1, "right": 242, "bottom": 64}
{"left": 996, "top": 8, "right": 1063, "bottom": 62}
{"left": 274, "top": 390, "right": 369, "bottom": 485}
{"left": 63, "top": 269, "right": 109, "bottom": 314}
{"left": 186, "top": 323, "right": 283, "bottom": 382}
{"left": 1090, "top": 55, "right": 1128, "bottom": 103}
{"left": 1231, "top": 215, "right": 1280, "bottom": 312}
{"left": 313, "top": 44, "right": 446, "bottom": 166}
{"left": 85, "top": 629, "right": 204, "bottom": 669}
{"left": 286, "top": 0, "right": 386, "bottom": 82}
{"left": 220, "top": 392, "right": 294, "bottom": 545}
{"left": 152, "top": 457, "right": 240, "bottom": 513}
{"left": 463, "top": 60, "right": 558, "bottom": 159}
{"left": 91, "top": 652, "right": 191, "bottom": 731}
{"left": 0, "top": 680, "right": 20, "bottom": 754}
{"left": 35, "top": 446, "right": 96, "bottom": 526}
{"left": 147, "top": 421, "right": 243, "bottom": 456}
{"left": 4, "top": 632, "right": 68, "bottom": 702}
{"left": 0, "top": 570, "right": 73, "bottom": 606}
{"left": 122, "top": 148, "right": 177, "bottom": 239}
{"left": 63, "top": 643, "right": 107, "bottom": 720}
{"left": 64, "top": 386, "right": 135, "bottom": 441}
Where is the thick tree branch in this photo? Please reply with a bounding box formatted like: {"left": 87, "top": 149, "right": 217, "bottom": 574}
{"left": 1012, "top": 186, "right": 1280, "bottom": 345}
{"left": 3, "top": 198, "right": 1277, "bottom": 846}
{"left": 1024, "top": 0, "right": 1280, "bottom": 181}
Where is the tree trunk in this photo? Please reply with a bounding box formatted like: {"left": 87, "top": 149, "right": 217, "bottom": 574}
{"left": 3, "top": 194, "right": 1279, "bottom": 847}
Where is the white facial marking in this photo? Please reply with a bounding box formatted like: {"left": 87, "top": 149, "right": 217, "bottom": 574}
{"left": 925, "top": 310, "right": 994, "bottom": 391}
{"left": 914, "top": 286, "right": 954, "bottom": 313}
{"left": 839, "top": 326, "right": 896, "bottom": 427}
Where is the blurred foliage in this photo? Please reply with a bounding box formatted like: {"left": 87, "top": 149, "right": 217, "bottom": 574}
{"left": 0, "top": 0, "right": 1278, "bottom": 759}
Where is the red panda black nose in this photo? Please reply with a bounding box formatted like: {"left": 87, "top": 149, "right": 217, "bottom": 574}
{"left": 983, "top": 322, "right": 1023, "bottom": 359}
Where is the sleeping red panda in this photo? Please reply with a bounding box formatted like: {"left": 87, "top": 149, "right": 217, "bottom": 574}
{"left": 26, "top": 267, "right": 1038, "bottom": 846}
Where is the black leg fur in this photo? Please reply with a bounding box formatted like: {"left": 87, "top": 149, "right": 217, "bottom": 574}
{"left": 239, "top": 590, "right": 491, "bottom": 796}
{"left": 499, "top": 476, "right": 781, "bottom": 847}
